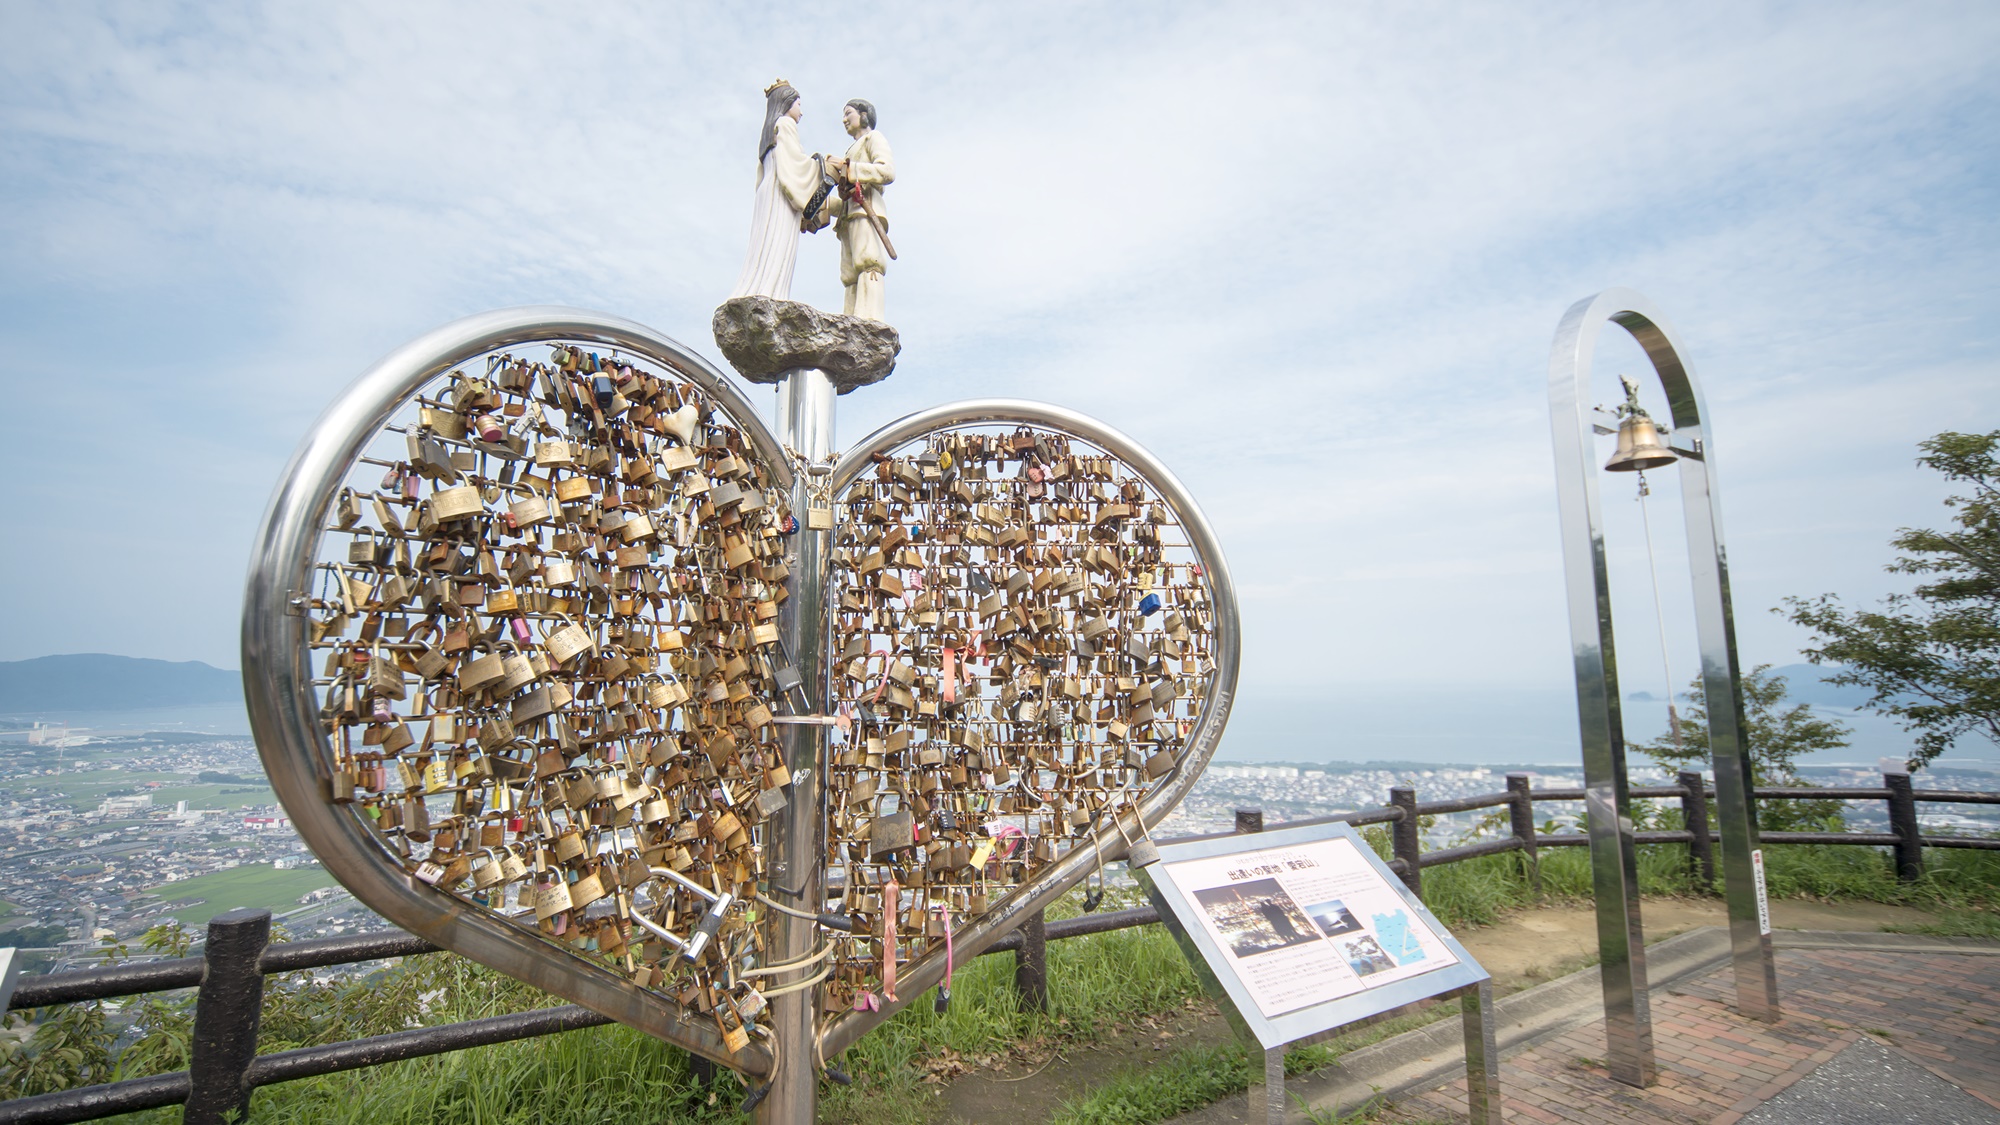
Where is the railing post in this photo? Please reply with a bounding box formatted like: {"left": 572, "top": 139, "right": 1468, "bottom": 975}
{"left": 1678, "top": 770, "right": 1715, "bottom": 891}
{"left": 1013, "top": 909, "right": 1048, "bottom": 1013}
{"left": 1885, "top": 771, "right": 1924, "bottom": 884}
{"left": 185, "top": 907, "right": 271, "bottom": 1125}
{"left": 1389, "top": 786, "right": 1422, "bottom": 899}
{"left": 1234, "top": 808, "right": 1264, "bottom": 835}
{"left": 1506, "top": 774, "right": 1540, "bottom": 896}
{"left": 690, "top": 1054, "right": 718, "bottom": 1087}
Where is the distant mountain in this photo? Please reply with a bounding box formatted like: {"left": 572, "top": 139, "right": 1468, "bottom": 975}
{"left": 1625, "top": 663, "right": 1871, "bottom": 709}
{"left": 0, "top": 655, "right": 241, "bottom": 713}
{"left": 1768, "top": 664, "right": 1873, "bottom": 707}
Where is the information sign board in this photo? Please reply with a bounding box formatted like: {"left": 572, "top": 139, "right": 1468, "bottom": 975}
{"left": 1138, "top": 820, "right": 1489, "bottom": 1049}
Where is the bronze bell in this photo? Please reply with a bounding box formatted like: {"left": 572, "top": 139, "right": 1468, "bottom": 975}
{"left": 1604, "top": 414, "right": 1678, "bottom": 472}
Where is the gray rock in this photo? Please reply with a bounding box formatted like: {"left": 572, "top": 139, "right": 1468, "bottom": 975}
{"left": 711, "top": 297, "right": 900, "bottom": 394}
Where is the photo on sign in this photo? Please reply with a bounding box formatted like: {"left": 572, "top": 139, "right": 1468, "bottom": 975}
{"left": 1302, "top": 898, "right": 1363, "bottom": 938}
{"left": 1340, "top": 933, "right": 1399, "bottom": 977}
{"left": 1192, "top": 878, "right": 1320, "bottom": 958}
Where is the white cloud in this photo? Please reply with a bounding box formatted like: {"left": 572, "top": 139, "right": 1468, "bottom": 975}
{"left": 1, "top": 1, "right": 1996, "bottom": 772}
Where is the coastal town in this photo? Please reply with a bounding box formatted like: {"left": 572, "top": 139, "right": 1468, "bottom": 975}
{"left": 0, "top": 719, "right": 1993, "bottom": 973}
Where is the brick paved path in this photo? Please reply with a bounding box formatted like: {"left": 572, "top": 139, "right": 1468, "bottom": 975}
{"left": 1388, "top": 947, "right": 2000, "bottom": 1124}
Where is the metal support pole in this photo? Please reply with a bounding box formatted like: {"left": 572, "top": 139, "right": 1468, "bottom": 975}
{"left": 1014, "top": 910, "right": 1049, "bottom": 1012}
{"left": 1506, "top": 773, "right": 1540, "bottom": 896}
{"left": 1679, "top": 770, "right": 1715, "bottom": 890}
{"left": 1461, "top": 981, "right": 1503, "bottom": 1125}
{"left": 1235, "top": 808, "right": 1264, "bottom": 835}
{"left": 1251, "top": 1044, "right": 1286, "bottom": 1125}
{"left": 758, "top": 368, "right": 835, "bottom": 1125}
{"left": 1389, "top": 787, "right": 1422, "bottom": 899}
{"left": 185, "top": 908, "right": 270, "bottom": 1125}
{"left": 1885, "top": 771, "right": 1924, "bottom": 883}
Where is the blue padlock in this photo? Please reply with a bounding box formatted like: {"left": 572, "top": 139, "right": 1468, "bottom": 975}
{"left": 1138, "top": 593, "right": 1161, "bottom": 616}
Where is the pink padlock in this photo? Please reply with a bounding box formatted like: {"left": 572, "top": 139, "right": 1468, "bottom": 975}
{"left": 475, "top": 414, "right": 505, "bottom": 442}
{"left": 509, "top": 616, "right": 531, "bottom": 644}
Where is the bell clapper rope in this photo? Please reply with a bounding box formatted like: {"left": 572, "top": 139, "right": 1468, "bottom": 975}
{"left": 1636, "top": 469, "right": 1684, "bottom": 752}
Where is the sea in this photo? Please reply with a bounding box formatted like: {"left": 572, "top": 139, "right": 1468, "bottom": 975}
{"left": 1, "top": 685, "right": 1986, "bottom": 774}
{"left": 1209, "top": 684, "right": 1990, "bottom": 772}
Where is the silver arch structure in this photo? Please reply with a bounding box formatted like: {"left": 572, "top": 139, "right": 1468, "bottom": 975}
{"left": 241, "top": 306, "right": 790, "bottom": 1074}
{"left": 1547, "top": 288, "right": 1779, "bottom": 1087}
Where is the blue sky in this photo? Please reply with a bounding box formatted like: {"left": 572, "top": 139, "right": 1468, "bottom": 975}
{"left": 3, "top": 3, "right": 1996, "bottom": 763}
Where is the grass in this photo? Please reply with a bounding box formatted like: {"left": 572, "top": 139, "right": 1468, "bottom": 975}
{"left": 247, "top": 1023, "right": 719, "bottom": 1125}
{"left": 66, "top": 885, "right": 1207, "bottom": 1125}
{"left": 148, "top": 864, "right": 338, "bottom": 926}
{"left": 43, "top": 839, "right": 2000, "bottom": 1125}
{"left": 1048, "top": 1003, "right": 1448, "bottom": 1125}
{"left": 814, "top": 892, "right": 1209, "bottom": 1125}
{"left": 1382, "top": 829, "right": 2000, "bottom": 938}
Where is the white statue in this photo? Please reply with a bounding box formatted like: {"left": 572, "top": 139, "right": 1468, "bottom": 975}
{"left": 824, "top": 98, "right": 896, "bottom": 322}
{"left": 728, "top": 80, "right": 826, "bottom": 301}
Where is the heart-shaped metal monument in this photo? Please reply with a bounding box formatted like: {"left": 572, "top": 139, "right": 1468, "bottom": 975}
{"left": 242, "top": 309, "right": 1237, "bottom": 1074}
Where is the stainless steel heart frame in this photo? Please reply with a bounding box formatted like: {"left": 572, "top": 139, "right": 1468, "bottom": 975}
{"left": 815, "top": 399, "right": 1243, "bottom": 1059}
{"left": 241, "top": 306, "right": 792, "bottom": 1073}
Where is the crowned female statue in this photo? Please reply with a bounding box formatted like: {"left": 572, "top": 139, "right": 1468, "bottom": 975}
{"left": 728, "top": 80, "right": 826, "bottom": 302}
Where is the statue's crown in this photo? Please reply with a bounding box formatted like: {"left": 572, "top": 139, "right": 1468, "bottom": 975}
{"left": 764, "top": 78, "right": 791, "bottom": 95}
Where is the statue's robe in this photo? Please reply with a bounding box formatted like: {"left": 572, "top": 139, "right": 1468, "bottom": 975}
{"left": 729, "top": 116, "right": 819, "bottom": 301}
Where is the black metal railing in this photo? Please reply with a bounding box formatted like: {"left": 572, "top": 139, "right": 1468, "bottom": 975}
{"left": 2, "top": 771, "right": 1992, "bottom": 1124}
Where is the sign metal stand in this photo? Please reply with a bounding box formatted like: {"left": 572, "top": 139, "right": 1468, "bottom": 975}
{"left": 1137, "top": 821, "right": 1500, "bottom": 1124}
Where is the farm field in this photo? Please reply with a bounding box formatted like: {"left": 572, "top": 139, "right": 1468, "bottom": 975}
{"left": 143, "top": 781, "right": 275, "bottom": 810}
{"left": 149, "top": 864, "right": 338, "bottom": 927}
{"left": 33, "top": 769, "right": 274, "bottom": 813}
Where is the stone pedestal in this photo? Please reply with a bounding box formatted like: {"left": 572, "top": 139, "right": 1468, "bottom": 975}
{"left": 711, "top": 296, "right": 899, "bottom": 393}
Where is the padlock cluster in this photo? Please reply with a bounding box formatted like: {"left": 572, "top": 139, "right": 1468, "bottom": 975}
{"left": 820, "top": 425, "right": 1218, "bottom": 1013}
{"left": 312, "top": 345, "right": 792, "bottom": 1047}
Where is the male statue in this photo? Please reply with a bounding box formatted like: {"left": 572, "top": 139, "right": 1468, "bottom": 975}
{"left": 825, "top": 98, "right": 895, "bottom": 322}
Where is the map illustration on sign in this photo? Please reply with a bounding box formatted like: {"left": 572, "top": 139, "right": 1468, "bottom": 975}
{"left": 1373, "top": 910, "right": 1427, "bottom": 965}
